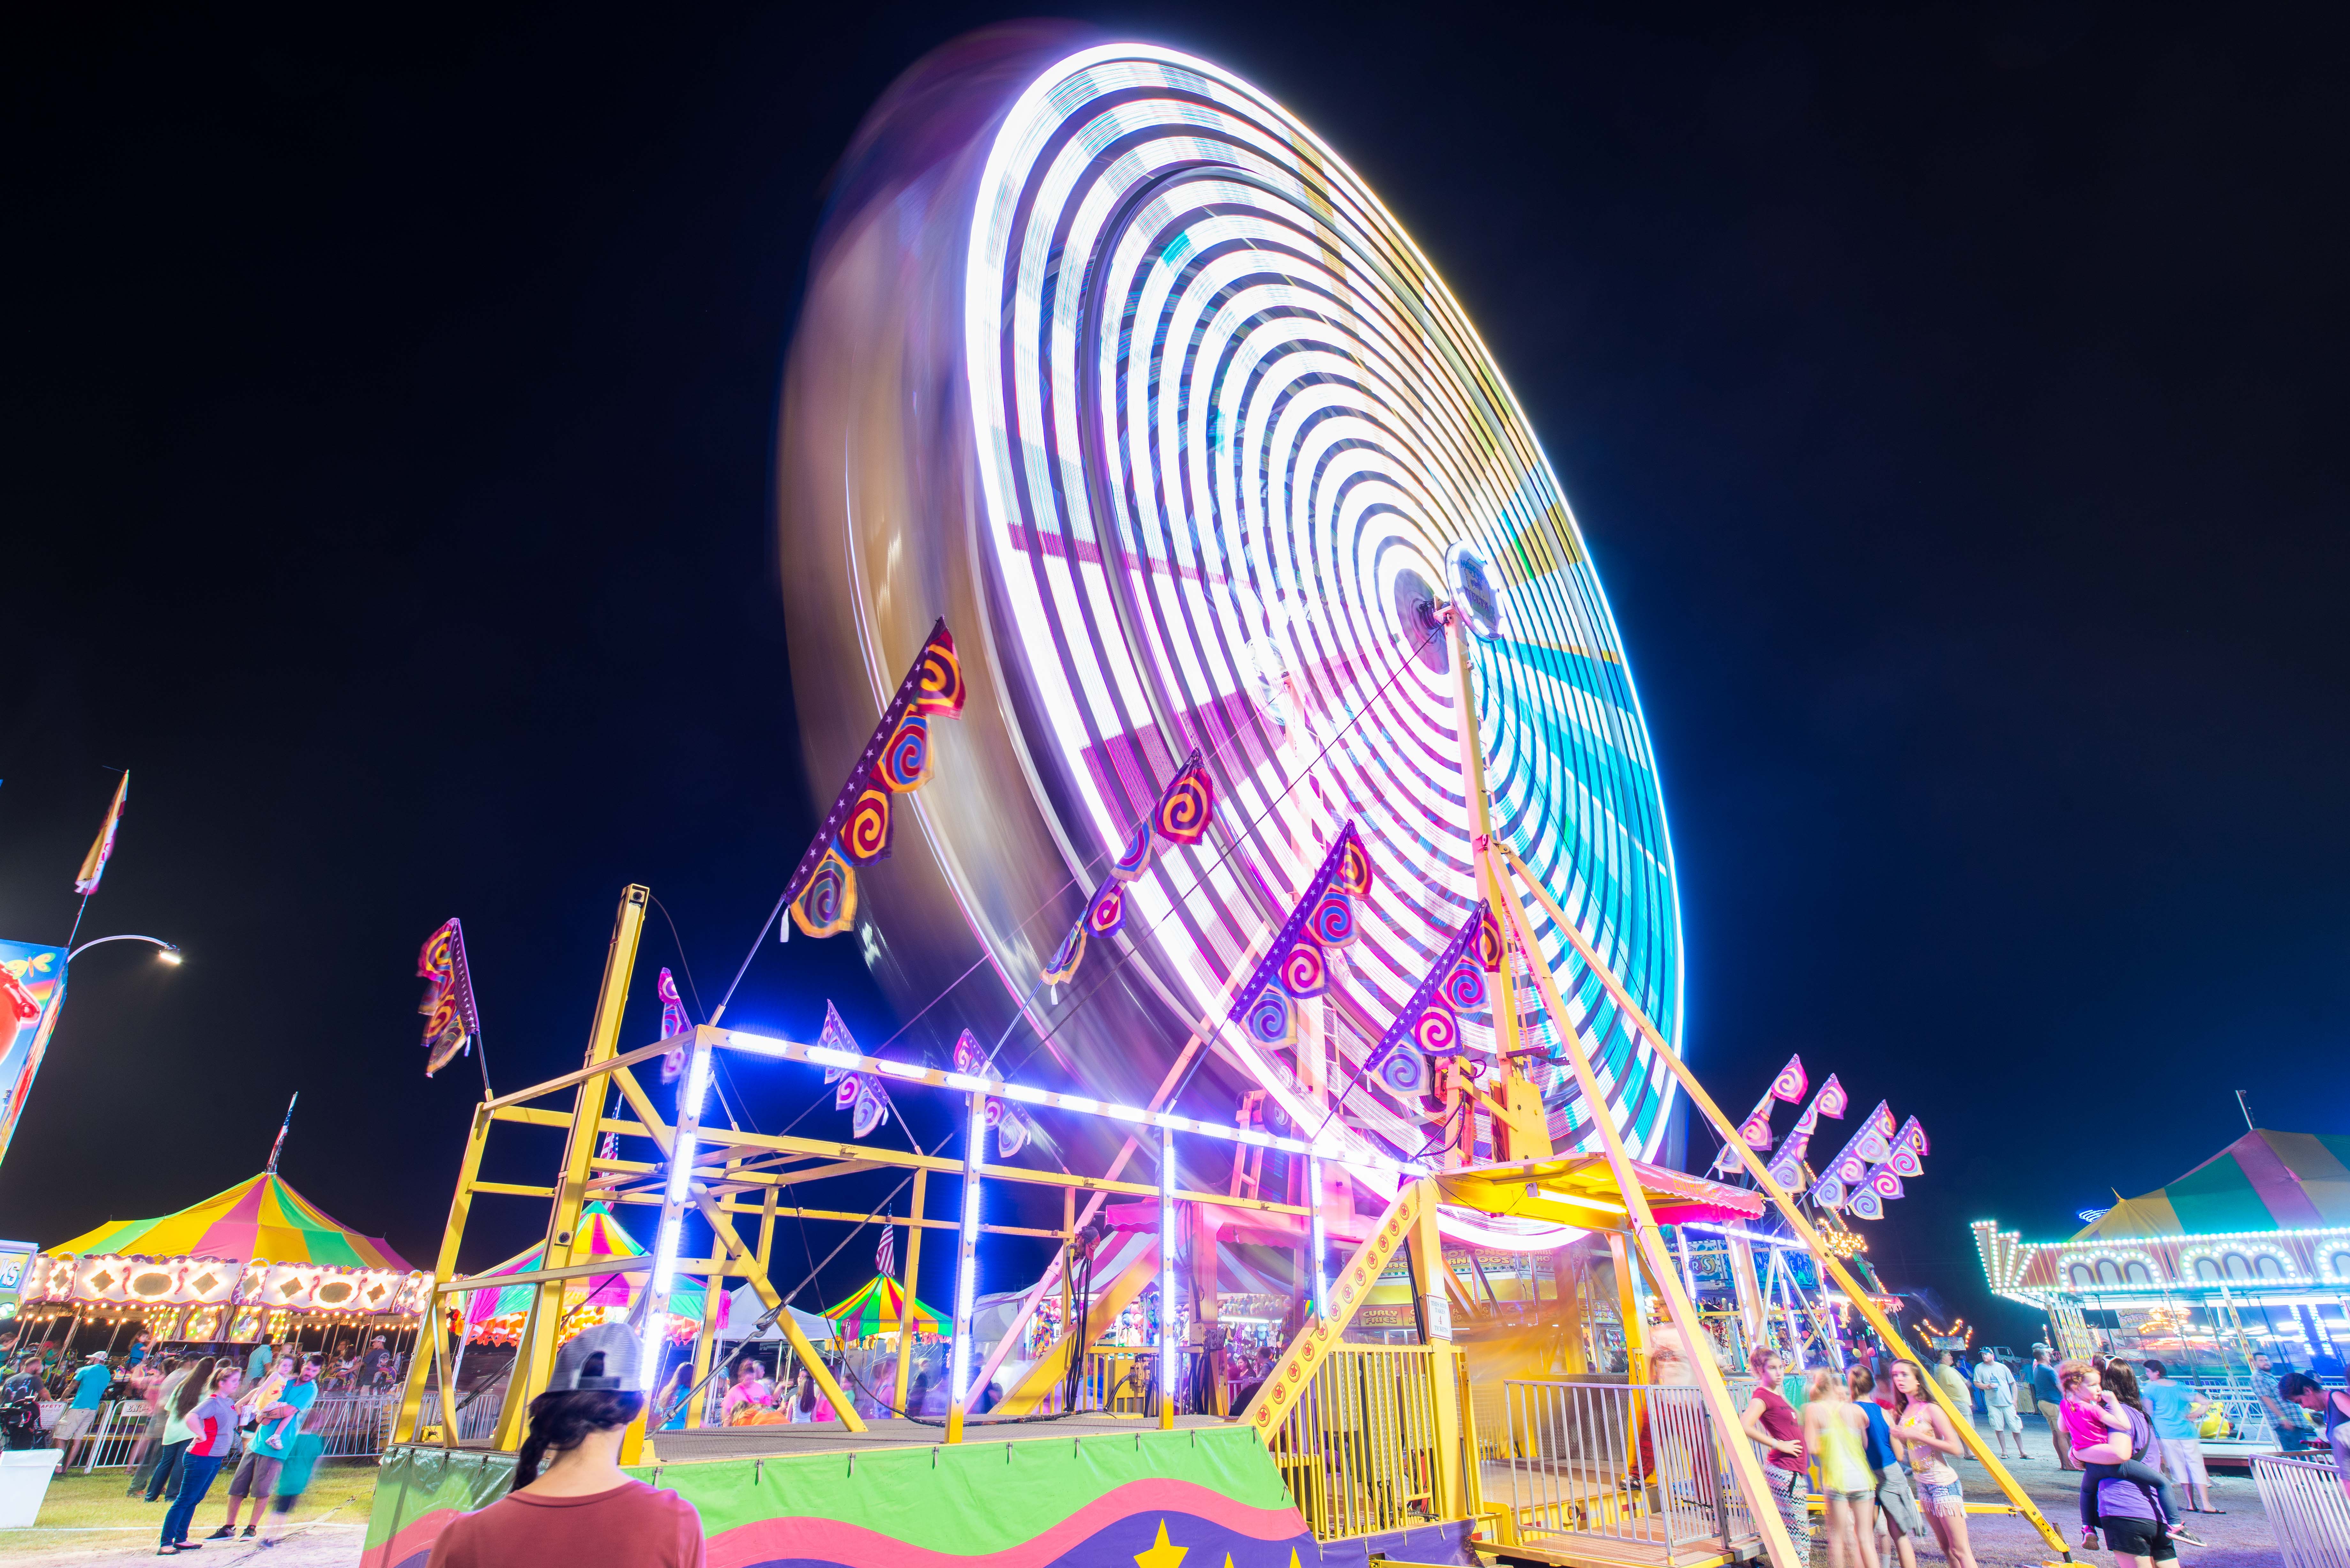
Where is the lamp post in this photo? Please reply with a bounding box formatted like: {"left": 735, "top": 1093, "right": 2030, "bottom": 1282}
{"left": 66, "top": 935, "right": 181, "bottom": 967}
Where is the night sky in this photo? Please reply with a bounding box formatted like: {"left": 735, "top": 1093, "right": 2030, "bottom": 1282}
{"left": 7, "top": 5, "right": 2342, "bottom": 1345}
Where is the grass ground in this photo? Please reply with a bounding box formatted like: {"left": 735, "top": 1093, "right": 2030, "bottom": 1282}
{"left": 0, "top": 1465, "right": 375, "bottom": 1558}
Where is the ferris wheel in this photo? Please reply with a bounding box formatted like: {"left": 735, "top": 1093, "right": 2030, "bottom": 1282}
{"left": 779, "top": 34, "right": 1684, "bottom": 1245}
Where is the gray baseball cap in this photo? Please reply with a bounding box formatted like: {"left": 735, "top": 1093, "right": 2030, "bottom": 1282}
{"left": 549, "top": 1323, "right": 642, "bottom": 1393}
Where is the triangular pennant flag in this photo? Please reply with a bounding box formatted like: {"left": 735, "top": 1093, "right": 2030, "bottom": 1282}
{"left": 1038, "top": 749, "right": 1219, "bottom": 988}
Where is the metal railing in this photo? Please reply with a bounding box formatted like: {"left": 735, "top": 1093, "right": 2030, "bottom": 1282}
{"left": 2252, "top": 1454, "right": 2350, "bottom": 1568}
{"left": 405, "top": 1380, "right": 506, "bottom": 1444}
{"left": 1496, "top": 1380, "right": 1762, "bottom": 1560}
{"left": 1072, "top": 1351, "right": 1147, "bottom": 1415}
{"left": 1262, "top": 1344, "right": 1478, "bottom": 1541}
{"left": 50, "top": 1393, "right": 404, "bottom": 1468}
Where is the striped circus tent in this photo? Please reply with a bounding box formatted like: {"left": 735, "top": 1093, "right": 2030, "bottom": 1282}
{"left": 821, "top": 1275, "right": 943, "bottom": 1343}
{"left": 51, "top": 1172, "right": 412, "bottom": 1271}
{"left": 2073, "top": 1128, "right": 2350, "bottom": 1240}
{"left": 457, "top": 1202, "right": 702, "bottom": 1336}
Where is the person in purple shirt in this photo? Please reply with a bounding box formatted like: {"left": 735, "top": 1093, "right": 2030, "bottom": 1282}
{"left": 2092, "top": 1398, "right": 2176, "bottom": 1568}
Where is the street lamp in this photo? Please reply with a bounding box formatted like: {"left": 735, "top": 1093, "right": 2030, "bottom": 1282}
{"left": 65, "top": 935, "right": 181, "bottom": 966}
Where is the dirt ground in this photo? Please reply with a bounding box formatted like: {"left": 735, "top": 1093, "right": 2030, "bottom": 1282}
{"left": 0, "top": 1466, "right": 374, "bottom": 1566}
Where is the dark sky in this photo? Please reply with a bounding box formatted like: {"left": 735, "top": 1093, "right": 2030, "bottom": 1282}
{"left": 6, "top": 4, "right": 2342, "bottom": 1344}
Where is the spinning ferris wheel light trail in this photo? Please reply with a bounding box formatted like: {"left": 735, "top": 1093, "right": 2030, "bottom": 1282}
{"left": 780, "top": 39, "right": 1687, "bottom": 1248}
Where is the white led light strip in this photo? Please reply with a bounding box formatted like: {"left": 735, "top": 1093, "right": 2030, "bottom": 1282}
{"left": 721, "top": 1027, "right": 1423, "bottom": 1176}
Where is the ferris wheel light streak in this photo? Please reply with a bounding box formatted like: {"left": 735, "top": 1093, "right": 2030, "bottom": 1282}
{"left": 782, "top": 37, "right": 1688, "bottom": 1243}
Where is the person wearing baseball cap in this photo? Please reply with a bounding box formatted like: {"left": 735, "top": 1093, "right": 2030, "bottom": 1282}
{"left": 424, "top": 1323, "right": 703, "bottom": 1566}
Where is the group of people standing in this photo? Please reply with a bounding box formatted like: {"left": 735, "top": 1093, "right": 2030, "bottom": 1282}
{"left": 116, "top": 1347, "right": 326, "bottom": 1555}
{"left": 1741, "top": 1347, "right": 1981, "bottom": 1568}
{"left": 1738, "top": 1345, "right": 2235, "bottom": 1568}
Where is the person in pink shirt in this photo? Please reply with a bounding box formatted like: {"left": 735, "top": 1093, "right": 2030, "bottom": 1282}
{"left": 2059, "top": 1361, "right": 2201, "bottom": 1550}
{"left": 158, "top": 1365, "right": 242, "bottom": 1555}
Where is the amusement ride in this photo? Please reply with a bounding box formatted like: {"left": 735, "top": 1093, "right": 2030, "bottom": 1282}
{"left": 368, "top": 34, "right": 2075, "bottom": 1568}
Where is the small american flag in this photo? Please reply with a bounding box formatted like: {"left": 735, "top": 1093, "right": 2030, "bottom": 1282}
{"left": 876, "top": 1217, "right": 895, "bottom": 1281}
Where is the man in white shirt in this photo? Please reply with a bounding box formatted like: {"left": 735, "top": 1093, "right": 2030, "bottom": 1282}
{"left": 1971, "top": 1348, "right": 2027, "bottom": 1460}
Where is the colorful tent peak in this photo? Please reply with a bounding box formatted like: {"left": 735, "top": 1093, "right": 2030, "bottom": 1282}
{"left": 2071, "top": 1127, "right": 2350, "bottom": 1241}
{"left": 821, "top": 1274, "right": 943, "bottom": 1340}
{"left": 459, "top": 1203, "right": 703, "bottom": 1325}
{"left": 48, "top": 1172, "right": 413, "bottom": 1272}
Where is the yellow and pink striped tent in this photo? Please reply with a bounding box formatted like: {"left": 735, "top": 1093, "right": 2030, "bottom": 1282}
{"left": 50, "top": 1172, "right": 411, "bottom": 1271}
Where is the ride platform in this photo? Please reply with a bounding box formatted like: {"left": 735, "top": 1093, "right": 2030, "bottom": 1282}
{"left": 363, "top": 1421, "right": 1481, "bottom": 1568}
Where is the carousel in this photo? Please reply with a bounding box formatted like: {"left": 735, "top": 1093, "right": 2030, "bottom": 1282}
{"left": 19, "top": 1171, "right": 426, "bottom": 1359}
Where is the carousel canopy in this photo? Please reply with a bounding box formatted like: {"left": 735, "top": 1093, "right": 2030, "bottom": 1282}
{"left": 50, "top": 1172, "right": 412, "bottom": 1272}
{"left": 821, "top": 1275, "right": 943, "bottom": 1342}
{"left": 460, "top": 1202, "right": 702, "bottom": 1324}
{"left": 2073, "top": 1129, "right": 2350, "bottom": 1241}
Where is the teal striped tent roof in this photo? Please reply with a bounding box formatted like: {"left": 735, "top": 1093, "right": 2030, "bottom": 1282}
{"left": 2073, "top": 1129, "right": 2350, "bottom": 1241}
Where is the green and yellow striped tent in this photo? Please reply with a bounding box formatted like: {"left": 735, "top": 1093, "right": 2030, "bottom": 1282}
{"left": 2073, "top": 1129, "right": 2350, "bottom": 1240}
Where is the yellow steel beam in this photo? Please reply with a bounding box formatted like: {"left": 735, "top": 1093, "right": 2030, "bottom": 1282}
{"left": 1244, "top": 1179, "right": 1430, "bottom": 1438}
{"left": 483, "top": 1033, "right": 674, "bottom": 1112}
{"left": 891, "top": 1169, "right": 927, "bottom": 1413}
{"left": 469, "top": 1181, "right": 556, "bottom": 1199}
{"left": 690, "top": 1189, "right": 866, "bottom": 1432}
{"left": 1499, "top": 841, "right": 2071, "bottom": 1560}
{"left": 396, "top": 1098, "right": 492, "bottom": 1448}
{"left": 1490, "top": 851, "right": 1800, "bottom": 1568}
{"left": 503, "top": 884, "right": 648, "bottom": 1451}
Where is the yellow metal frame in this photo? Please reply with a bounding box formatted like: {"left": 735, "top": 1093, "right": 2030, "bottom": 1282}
{"left": 1496, "top": 841, "right": 2073, "bottom": 1562}
{"left": 397, "top": 884, "right": 1372, "bottom": 1458}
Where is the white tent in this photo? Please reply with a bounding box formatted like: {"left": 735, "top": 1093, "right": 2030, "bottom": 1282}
{"left": 722, "top": 1283, "right": 844, "bottom": 1345}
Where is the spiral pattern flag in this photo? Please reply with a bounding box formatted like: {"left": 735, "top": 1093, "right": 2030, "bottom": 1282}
{"left": 1808, "top": 1100, "right": 1896, "bottom": 1209}
{"left": 1846, "top": 1188, "right": 1884, "bottom": 1221}
{"left": 1107, "top": 822, "right": 1153, "bottom": 883}
{"left": 1228, "top": 823, "right": 1370, "bottom": 1043}
{"left": 789, "top": 845, "right": 858, "bottom": 939}
{"left": 416, "top": 919, "right": 483, "bottom": 1077}
{"left": 1711, "top": 1053, "right": 1807, "bottom": 1172}
{"left": 1040, "top": 924, "right": 1085, "bottom": 988}
{"left": 1764, "top": 1074, "right": 1846, "bottom": 1191}
{"left": 783, "top": 40, "right": 1690, "bottom": 1228}
{"left": 781, "top": 620, "right": 965, "bottom": 942}
{"left": 1083, "top": 882, "right": 1128, "bottom": 940}
{"left": 1152, "top": 754, "right": 1216, "bottom": 846}
{"left": 1242, "top": 985, "right": 1296, "bottom": 1049}
{"left": 1886, "top": 1117, "right": 1928, "bottom": 1177}
{"left": 951, "top": 1029, "right": 1034, "bottom": 1160}
{"left": 1476, "top": 907, "right": 1506, "bottom": 975}
{"left": 1377, "top": 1045, "right": 1430, "bottom": 1098}
{"left": 1035, "top": 747, "right": 1221, "bottom": 991}
{"left": 878, "top": 714, "right": 932, "bottom": 793}
{"left": 656, "top": 967, "right": 693, "bottom": 1084}
{"left": 1363, "top": 911, "right": 1485, "bottom": 1076}
{"left": 1771, "top": 1055, "right": 1809, "bottom": 1104}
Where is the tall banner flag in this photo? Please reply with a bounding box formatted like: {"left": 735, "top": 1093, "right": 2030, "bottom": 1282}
{"left": 783, "top": 622, "right": 967, "bottom": 940}
{"left": 73, "top": 773, "right": 129, "bottom": 896}
{"left": 1713, "top": 1054, "right": 1807, "bottom": 1172}
{"left": 0, "top": 941, "right": 68, "bottom": 1170}
{"left": 1038, "top": 750, "right": 1217, "bottom": 989}
{"left": 1763, "top": 1073, "right": 1846, "bottom": 1190}
{"left": 416, "top": 919, "right": 484, "bottom": 1076}
{"left": 1360, "top": 910, "right": 1486, "bottom": 1101}
{"left": 1808, "top": 1099, "right": 1898, "bottom": 1209}
{"left": 1225, "top": 823, "right": 1374, "bottom": 1049}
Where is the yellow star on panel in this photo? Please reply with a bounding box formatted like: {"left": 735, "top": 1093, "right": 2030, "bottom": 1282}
{"left": 1133, "top": 1520, "right": 1187, "bottom": 1568}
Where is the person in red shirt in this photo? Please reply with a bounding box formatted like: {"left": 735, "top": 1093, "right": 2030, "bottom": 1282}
{"left": 427, "top": 1323, "right": 702, "bottom": 1568}
{"left": 1739, "top": 1348, "right": 1812, "bottom": 1561}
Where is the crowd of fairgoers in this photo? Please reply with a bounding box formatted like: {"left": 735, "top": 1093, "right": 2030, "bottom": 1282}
{"left": 1729, "top": 1339, "right": 2350, "bottom": 1568}
{"left": 0, "top": 1331, "right": 403, "bottom": 1555}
